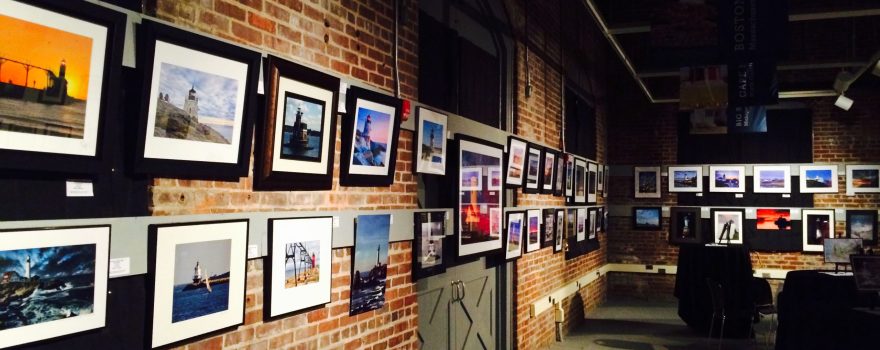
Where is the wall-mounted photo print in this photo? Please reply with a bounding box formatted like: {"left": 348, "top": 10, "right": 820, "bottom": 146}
{"left": 350, "top": 214, "right": 391, "bottom": 316}
{"left": 753, "top": 166, "right": 791, "bottom": 193}
{"left": 525, "top": 209, "right": 542, "bottom": 253}
{"left": 554, "top": 152, "right": 565, "bottom": 196}
{"left": 564, "top": 154, "right": 574, "bottom": 197}
{"left": 668, "top": 166, "right": 703, "bottom": 193}
{"left": 505, "top": 137, "right": 527, "bottom": 187}
{"left": 802, "top": 209, "right": 835, "bottom": 252}
{"left": 554, "top": 209, "right": 565, "bottom": 252}
{"left": 456, "top": 135, "right": 504, "bottom": 257}
{"left": 708, "top": 166, "right": 746, "bottom": 193}
{"left": 669, "top": 207, "right": 702, "bottom": 245}
{"left": 265, "top": 216, "right": 333, "bottom": 320}
{"left": 588, "top": 209, "right": 598, "bottom": 240}
{"left": 588, "top": 162, "right": 598, "bottom": 203}
{"left": 756, "top": 209, "right": 792, "bottom": 231}
{"left": 574, "top": 158, "right": 587, "bottom": 204}
{"left": 799, "top": 165, "right": 838, "bottom": 193}
{"left": 413, "top": 211, "right": 446, "bottom": 280}
{"left": 847, "top": 210, "right": 878, "bottom": 246}
{"left": 633, "top": 207, "right": 661, "bottom": 230}
{"left": 0, "top": 225, "right": 110, "bottom": 349}
{"left": 712, "top": 209, "right": 744, "bottom": 244}
{"left": 339, "top": 86, "right": 401, "bottom": 186}
{"left": 542, "top": 150, "right": 557, "bottom": 194}
{"left": 414, "top": 107, "right": 447, "bottom": 175}
{"left": 542, "top": 209, "right": 556, "bottom": 248}
{"left": 823, "top": 238, "right": 862, "bottom": 264}
{"left": 577, "top": 208, "right": 587, "bottom": 242}
{"left": 523, "top": 145, "right": 543, "bottom": 193}
{"left": 634, "top": 166, "right": 661, "bottom": 198}
{"left": 488, "top": 168, "right": 503, "bottom": 191}
{"left": 846, "top": 165, "right": 880, "bottom": 195}
{"left": 505, "top": 212, "right": 524, "bottom": 260}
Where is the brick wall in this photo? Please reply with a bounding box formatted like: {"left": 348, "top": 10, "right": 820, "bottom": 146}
{"left": 152, "top": 1, "right": 420, "bottom": 349}
{"left": 606, "top": 74, "right": 880, "bottom": 298}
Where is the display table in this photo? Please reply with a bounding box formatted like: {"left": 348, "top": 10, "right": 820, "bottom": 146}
{"left": 775, "top": 270, "right": 880, "bottom": 350}
{"left": 674, "top": 244, "right": 754, "bottom": 337}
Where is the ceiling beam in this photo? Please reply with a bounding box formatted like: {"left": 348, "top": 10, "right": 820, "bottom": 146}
{"left": 636, "top": 62, "right": 868, "bottom": 78}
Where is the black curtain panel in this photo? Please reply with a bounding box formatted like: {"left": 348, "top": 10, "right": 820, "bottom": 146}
{"left": 564, "top": 88, "right": 597, "bottom": 160}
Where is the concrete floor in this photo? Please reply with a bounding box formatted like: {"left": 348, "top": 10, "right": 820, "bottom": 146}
{"left": 550, "top": 298, "right": 775, "bottom": 350}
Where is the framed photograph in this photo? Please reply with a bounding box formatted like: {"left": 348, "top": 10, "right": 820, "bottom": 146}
{"left": 588, "top": 208, "right": 598, "bottom": 240}
{"left": 0, "top": 0, "right": 124, "bottom": 173}
{"left": 413, "top": 211, "right": 446, "bottom": 280}
{"left": 565, "top": 209, "right": 577, "bottom": 251}
{"left": 753, "top": 165, "right": 791, "bottom": 193}
{"left": 597, "top": 207, "right": 605, "bottom": 233}
{"left": 505, "top": 136, "right": 528, "bottom": 187}
{"left": 504, "top": 211, "right": 524, "bottom": 260}
{"left": 802, "top": 209, "right": 835, "bottom": 252}
{"left": 564, "top": 154, "right": 575, "bottom": 197}
{"left": 523, "top": 144, "right": 543, "bottom": 193}
{"left": 255, "top": 55, "right": 339, "bottom": 190}
{"left": 350, "top": 214, "right": 391, "bottom": 316}
{"left": 851, "top": 255, "right": 880, "bottom": 292}
{"left": 460, "top": 166, "right": 483, "bottom": 191}
{"left": 711, "top": 209, "right": 744, "bottom": 244}
{"left": 669, "top": 207, "right": 702, "bottom": 245}
{"left": 414, "top": 107, "right": 448, "bottom": 175}
{"left": 339, "top": 86, "right": 402, "bottom": 186}
{"left": 823, "top": 238, "right": 862, "bottom": 264}
{"left": 456, "top": 135, "right": 504, "bottom": 257}
{"left": 554, "top": 209, "right": 565, "bottom": 252}
{"left": 554, "top": 152, "right": 565, "bottom": 196}
{"left": 756, "top": 208, "right": 792, "bottom": 231}
{"left": 147, "top": 220, "right": 248, "bottom": 349}
{"left": 576, "top": 208, "right": 587, "bottom": 241}
{"left": 604, "top": 165, "right": 611, "bottom": 198}
{"left": 135, "top": 20, "right": 260, "bottom": 179}
{"left": 588, "top": 162, "right": 599, "bottom": 203}
{"left": 0, "top": 225, "right": 110, "bottom": 349}
{"left": 574, "top": 158, "right": 587, "bottom": 204}
{"left": 542, "top": 209, "right": 556, "bottom": 248}
{"left": 597, "top": 164, "right": 605, "bottom": 193}
{"left": 264, "top": 216, "right": 332, "bottom": 320}
{"left": 487, "top": 168, "right": 502, "bottom": 191}
{"left": 542, "top": 149, "right": 557, "bottom": 194}
{"left": 846, "top": 165, "right": 880, "bottom": 194}
{"left": 708, "top": 166, "right": 746, "bottom": 193}
{"left": 633, "top": 207, "right": 662, "bottom": 230}
{"left": 847, "top": 210, "right": 878, "bottom": 246}
{"left": 668, "top": 166, "right": 703, "bottom": 193}
{"left": 634, "top": 166, "right": 661, "bottom": 198}
{"left": 799, "top": 165, "right": 838, "bottom": 193}
{"left": 525, "top": 209, "right": 542, "bottom": 253}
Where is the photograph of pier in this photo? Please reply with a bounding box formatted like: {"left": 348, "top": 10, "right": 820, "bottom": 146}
{"left": 154, "top": 63, "right": 238, "bottom": 144}
{"left": 171, "top": 239, "right": 231, "bottom": 323}
{"left": 0, "top": 244, "right": 97, "bottom": 330}
{"left": 0, "top": 13, "right": 94, "bottom": 139}
{"left": 283, "top": 240, "right": 320, "bottom": 289}
{"left": 280, "top": 92, "right": 324, "bottom": 162}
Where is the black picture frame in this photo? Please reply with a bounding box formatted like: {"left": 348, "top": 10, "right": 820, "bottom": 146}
{"left": 713, "top": 208, "right": 746, "bottom": 245}
{"left": 587, "top": 161, "right": 598, "bottom": 204}
{"left": 554, "top": 209, "right": 565, "bottom": 252}
{"left": 504, "top": 211, "right": 525, "bottom": 260}
{"left": 553, "top": 150, "right": 565, "bottom": 197}
{"left": 541, "top": 148, "right": 558, "bottom": 194}
{"left": 339, "top": 86, "right": 402, "bottom": 187}
{"left": 254, "top": 55, "right": 339, "bottom": 191}
{"left": 0, "top": 0, "right": 125, "bottom": 174}
{"left": 847, "top": 210, "right": 878, "bottom": 246}
{"left": 504, "top": 136, "right": 528, "bottom": 188}
{"left": 522, "top": 143, "right": 543, "bottom": 194}
{"left": 413, "top": 107, "right": 448, "bottom": 175}
{"left": 145, "top": 219, "right": 249, "bottom": 349}
{"left": 564, "top": 153, "right": 575, "bottom": 198}
{"left": 573, "top": 158, "right": 587, "bottom": 204}
{"left": 669, "top": 207, "right": 703, "bottom": 245}
{"left": 633, "top": 206, "right": 662, "bottom": 230}
{"left": 413, "top": 211, "right": 447, "bottom": 280}
{"left": 588, "top": 207, "right": 599, "bottom": 240}
{"left": 454, "top": 134, "right": 505, "bottom": 258}
{"left": 542, "top": 208, "right": 556, "bottom": 248}
{"left": 133, "top": 20, "right": 260, "bottom": 180}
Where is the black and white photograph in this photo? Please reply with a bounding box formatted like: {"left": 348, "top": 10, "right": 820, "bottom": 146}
{"left": 554, "top": 209, "right": 565, "bottom": 252}
{"left": 265, "top": 216, "right": 333, "bottom": 320}
{"left": 542, "top": 209, "right": 556, "bottom": 248}
{"left": 413, "top": 211, "right": 446, "bottom": 280}
{"left": 712, "top": 209, "right": 744, "bottom": 244}
{"left": 574, "top": 158, "right": 587, "bottom": 204}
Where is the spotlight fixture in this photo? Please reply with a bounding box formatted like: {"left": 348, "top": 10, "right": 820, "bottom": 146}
{"left": 834, "top": 94, "right": 854, "bottom": 111}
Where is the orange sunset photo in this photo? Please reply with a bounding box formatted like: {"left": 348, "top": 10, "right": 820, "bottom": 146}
{"left": 0, "top": 13, "right": 94, "bottom": 139}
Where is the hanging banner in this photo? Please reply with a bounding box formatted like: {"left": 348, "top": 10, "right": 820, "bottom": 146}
{"left": 727, "top": 105, "right": 767, "bottom": 133}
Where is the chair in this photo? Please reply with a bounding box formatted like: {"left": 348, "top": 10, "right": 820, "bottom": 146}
{"left": 706, "top": 278, "right": 757, "bottom": 350}
{"left": 752, "top": 277, "right": 779, "bottom": 346}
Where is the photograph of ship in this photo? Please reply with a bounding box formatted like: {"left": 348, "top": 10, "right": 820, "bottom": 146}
{"left": 756, "top": 209, "right": 792, "bottom": 230}
{"left": 714, "top": 170, "right": 740, "bottom": 188}
{"left": 823, "top": 239, "right": 862, "bottom": 264}
{"left": 0, "top": 14, "right": 94, "bottom": 139}
{"left": 848, "top": 212, "right": 876, "bottom": 242}
{"left": 171, "top": 239, "right": 231, "bottom": 323}
{"left": 351, "top": 107, "right": 391, "bottom": 167}
{"left": 851, "top": 169, "right": 879, "bottom": 188}
{"left": 635, "top": 209, "right": 660, "bottom": 228}
{"left": 419, "top": 119, "right": 444, "bottom": 167}
{"left": 757, "top": 170, "right": 786, "bottom": 189}
{"left": 0, "top": 244, "right": 96, "bottom": 331}
{"left": 283, "top": 240, "right": 321, "bottom": 289}
{"left": 527, "top": 214, "right": 539, "bottom": 246}
{"left": 638, "top": 171, "right": 657, "bottom": 193}
{"left": 280, "top": 92, "right": 324, "bottom": 161}
{"left": 805, "top": 169, "right": 834, "bottom": 188}
{"left": 418, "top": 215, "right": 444, "bottom": 268}
{"left": 714, "top": 212, "right": 742, "bottom": 243}
{"left": 673, "top": 171, "right": 699, "bottom": 188}
{"left": 506, "top": 216, "right": 522, "bottom": 254}
{"left": 805, "top": 213, "right": 831, "bottom": 245}
{"left": 350, "top": 214, "right": 390, "bottom": 316}
{"left": 459, "top": 150, "right": 501, "bottom": 245}
{"left": 154, "top": 63, "right": 238, "bottom": 144}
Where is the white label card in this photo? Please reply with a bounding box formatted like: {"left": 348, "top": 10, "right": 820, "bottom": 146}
{"left": 66, "top": 180, "right": 94, "bottom": 197}
{"left": 247, "top": 244, "right": 260, "bottom": 259}
{"left": 735, "top": 194, "right": 744, "bottom": 198}
{"left": 333, "top": 216, "right": 340, "bottom": 228}
{"left": 108, "top": 257, "right": 130, "bottom": 277}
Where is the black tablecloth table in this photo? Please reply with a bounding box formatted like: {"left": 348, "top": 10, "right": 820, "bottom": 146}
{"left": 775, "top": 270, "right": 880, "bottom": 350}
{"left": 674, "top": 244, "right": 754, "bottom": 338}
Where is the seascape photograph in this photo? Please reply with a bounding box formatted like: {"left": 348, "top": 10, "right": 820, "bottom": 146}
{"left": 350, "top": 214, "right": 390, "bottom": 316}
{"left": 635, "top": 209, "right": 660, "bottom": 228}
{"left": 848, "top": 212, "right": 876, "bottom": 241}
{"left": 528, "top": 215, "right": 539, "bottom": 246}
{"left": 171, "top": 239, "right": 232, "bottom": 323}
{"left": 527, "top": 157, "right": 540, "bottom": 186}
{"left": 852, "top": 169, "right": 879, "bottom": 188}
{"left": 507, "top": 217, "right": 522, "bottom": 253}
{"left": 805, "top": 169, "right": 834, "bottom": 188}
{"left": 154, "top": 62, "right": 238, "bottom": 144}
{"left": 756, "top": 209, "right": 792, "bottom": 230}
{"left": 281, "top": 92, "right": 324, "bottom": 161}
{"left": 351, "top": 107, "right": 391, "bottom": 167}
{"left": 714, "top": 170, "right": 740, "bottom": 188}
{"left": 0, "top": 244, "right": 97, "bottom": 331}
{"left": 284, "top": 240, "right": 321, "bottom": 289}
{"left": 0, "top": 14, "right": 94, "bottom": 139}
{"left": 507, "top": 147, "right": 524, "bottom": 180}
{"left": 758, "top": 170, "right": 786, "bottom": 188}
{"left": 674, "top": 170, "right": 698, "bottom": 188}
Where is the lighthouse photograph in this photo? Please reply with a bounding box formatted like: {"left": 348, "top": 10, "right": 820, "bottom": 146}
{"left": 0, "top": 244, "right": 97, "bottom": 330}
{"left": 153, "top": 62, "right": 238, "bottom": 144}
{"left": 280, "top": 92, "right": 325, "bottom": 161}
{"left": 171, "top": 239, "right": 232, "bottom": 323}
{"left": 350, "top": 214, "right": 390, "bottom": 316}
